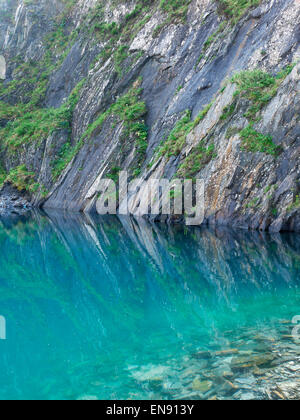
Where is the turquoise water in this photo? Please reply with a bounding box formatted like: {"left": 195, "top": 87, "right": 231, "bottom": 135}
{"left": 0, "top": 211, "right": 299, "bottom": 400}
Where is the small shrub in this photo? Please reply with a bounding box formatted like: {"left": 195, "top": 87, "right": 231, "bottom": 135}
{"left": 246, "top": 197, "right": 260, "bottom": 209}
{"left": 232, "top": 65, "right": 297, "bottom": 156}
{"left": 232, "top": 70, "right": 277, "bottom": 119}
{"left": 220, "top": 103, "right": 236, "bottom": 121}
{"left": 217, "top": 0, "right": 262, "bottom": 24}
{"left": 5, "top": 165, "right": 39, "bottom": 193}
{"left": 240, "top": 125, "right": 281, "bottom": 156}
{"left": 107, "top": 166, "right": 122, "bottom": 183}
{"left": 177, "top": 142, "right": 216, "bottom": 178}
{"left": 160, "top": 0, "right": 191, "bottom": 22}
{"left": 0, "top": 78, "right": 86, "bottom": 153}
{"left": 114, "top": 45, "right": 129, "bottom": 77}
{"left": 157, "top": 111, "right": 194, "bottom": 159}
{"left": 79, "top": 80, "right": 148, "bottom": 178}
{"left": 51, "top": 141, "right": 82, "bottom": 181}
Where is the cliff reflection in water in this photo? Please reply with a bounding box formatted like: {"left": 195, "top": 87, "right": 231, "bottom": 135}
{"left": 0, "top": 211, "right": 299, "bottom": 400}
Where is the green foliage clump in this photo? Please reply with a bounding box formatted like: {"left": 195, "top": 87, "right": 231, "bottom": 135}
{"left": 177, "top": 141, "right": 216, "bottom": 178}
{"left": 245, "top": 196, "right": 260, "bottom": 209}
{"left": 232, "top": 70, "right": 277, "bottom": 119}
{"left": 153, "top": 0, "right": 191, "bottom": 36}
{"left": 0, "top": 164, "right": 7, "bottom": 187}
{"left": 49, "top": 80, "right": 87, "bottom": 180}
{"left": 2, "top": 165, "right": 39, "bottom": 193}
{"left": 157, "top": 111, "right": 194, "bottom": 159}
{"left": 155, "top": 100, "right": 214, "bottom": 161}
{"left": 230, "top": 65, "right": 297, "bottom": 156}
{"left": 160, "top": 0, "right": 191, "bottom": 22}
{"left": 239, "top": 125, "right": 281, "bottom": 156}
{"left": 92, "top": 22, "right": 120, "bottom": 41}
{"left": 225, "top": 126, "right": 240, "bottom": 139}
{"left": 0, "top": 101, "right": 24, "bottom": 120}
{"left": 82, "top": 81, "right": 147, "bottom": 141}
{"left": 203, "top": 22, "right": 227, "bottom": 52}
{"left": 107, "top": 166, "right": 122, "bottom": 183}
{"left": 192, "top": 102, "right": 214, "bottom": 127}
{"left": 51, "top": 140, "right": 83, "bottom": 181}
{"left": 114, "top": 45, "right": 129, "bottom": 77}
{"left": 1, "top": 108, "right": 66, "bottom": 152}
{"left": 220, "top": 103, "right": 236, "bottom": 121}
{"left": 217, "top": 0, "right": 262, "bottom": 24}
{"left": 275, "top": 63, "right": 297, "bottom": 80}
{"left": 232, "top": 65, "right": 296, "bottom": 120}
{"left": 88, "top": 0, "right": 152, "bottom": 45}
{"left": 76, "top": 80, "right": 148, "bottom": 179}
{"left": 0, "top": 79, "right": 85, "bottom": 154}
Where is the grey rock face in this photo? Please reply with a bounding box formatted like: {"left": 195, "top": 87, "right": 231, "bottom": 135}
{"left": 0, "top": 0, "right": 299, "bottom": 231}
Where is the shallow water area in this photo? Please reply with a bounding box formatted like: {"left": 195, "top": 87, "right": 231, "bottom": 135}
{"left": 0, "top": 211, "right": 299, "bottom": 400}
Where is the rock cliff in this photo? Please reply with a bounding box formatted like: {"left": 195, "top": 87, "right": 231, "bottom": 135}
{"left": 0, "top": 0, "right": 299, "bottom": 231}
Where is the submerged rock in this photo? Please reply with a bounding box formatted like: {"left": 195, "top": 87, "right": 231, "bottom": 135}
{"left": 191, "top": 351, "right": 213, "bottom": 360}
{"left": 192, "top": 379, "right": 213, "bottom": 393}
{"left": 130, "top": 365, "right": 170, "bottom": 382}
{"left": 239, "top": 392, "right": 256, "bottom": 401}
{"left": 215, "top": 349, "right": 239, "bottom": 357}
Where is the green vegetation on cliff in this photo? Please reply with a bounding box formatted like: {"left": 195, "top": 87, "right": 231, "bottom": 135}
{"left": 52, "top": 79, "right": 148, "bottom": 180}
{"left": 150, "top": 101, "right": 215, "bottom": 178}
{"left": 177, "top": 142, "right": 216, "bottom": 178}
{"left": 239, "top": 125, "right": 280, "bottom": 156}
{"left": 287, "top": 195, "right": 300, "bottom": 212}
{"left": 160, "top": 0, "right": 191, "bottom": 22}
{"left": 232, "top": 67, "right": 295, "bottom": 120}
{"left": 81, "top": 80, "right": 147, "bottom": 142}
{"left": 152, "top": 62, "right": 296, "bottom": 180}
{"left": 0, "top": 164, "right": 39, "bottom": 193}
{"left": 155, "top": 103, "right": 213, "bottom": 161}
{"left": 217, "top": 0, "right": 261, "bottom": 24}
{"left": 157, "top": 111, "right": 194, "bottom": 159}
{"left": 0, "top": 78, "right": 85, "bottom": 153}
{"left": 0, "top": 2, "right": 83, "bottom": 190}
{"left": 0, "top": 0, "right": 297, "bottom": 208}
{"left": 230, "top": 65, "right": 296, "bottom": 155}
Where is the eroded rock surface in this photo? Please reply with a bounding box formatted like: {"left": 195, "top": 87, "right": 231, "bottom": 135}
{"left": 0, "top": 183, "right": 31, "bottom": 215}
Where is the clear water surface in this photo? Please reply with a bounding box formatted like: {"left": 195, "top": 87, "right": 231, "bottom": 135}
{"left": 0, "top": 211, "right": 299, "bottom": 400}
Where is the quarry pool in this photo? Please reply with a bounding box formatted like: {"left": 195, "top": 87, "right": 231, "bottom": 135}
{"left": 0, "top": 211, "right": 299, "bottom": 400}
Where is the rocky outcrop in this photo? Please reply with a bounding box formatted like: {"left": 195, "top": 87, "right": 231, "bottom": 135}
{"left": 0, "top": 0, "right": 299, "bottom": 231}
{"left": 0, "top": 183, "right": 31, "bottom": 215}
